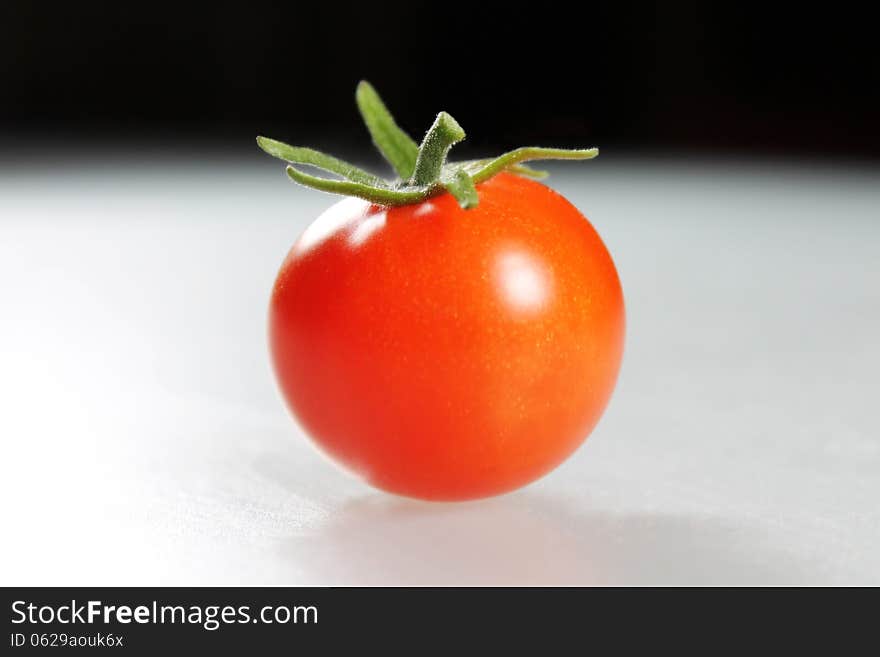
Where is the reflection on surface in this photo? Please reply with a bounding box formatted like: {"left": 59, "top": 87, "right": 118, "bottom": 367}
{"left": 277, "top": 492, "right": 812, "bottom": 586}
{"left": 347, "top": 211, "right": 387, "bottom": 247}
{"left": 494, "top": 250, "right": 551, "bottom": 313}
{"left": 294, "top": 197, "right": 374, "bottom": 254}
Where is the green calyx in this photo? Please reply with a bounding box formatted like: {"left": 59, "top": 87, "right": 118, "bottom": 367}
{"left": 257, "top": 81, "right": 598, "bottom": 210}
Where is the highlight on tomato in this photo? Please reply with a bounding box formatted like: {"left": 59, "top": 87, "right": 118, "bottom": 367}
{"left": 258, "top": 82, "right": 624, "bottom": 501}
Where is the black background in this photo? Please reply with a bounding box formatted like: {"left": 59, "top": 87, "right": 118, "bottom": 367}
{"left": 1, "top": 1, "right": 877, "bottom": 157}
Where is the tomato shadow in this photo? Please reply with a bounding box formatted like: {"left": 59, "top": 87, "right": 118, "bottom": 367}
{"left": 275, "top": 490, "right": 816, "bottom": 585}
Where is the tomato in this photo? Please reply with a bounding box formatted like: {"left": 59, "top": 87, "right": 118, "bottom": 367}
{"left": 269, "top": 172, "right": 624, "bottom": 500}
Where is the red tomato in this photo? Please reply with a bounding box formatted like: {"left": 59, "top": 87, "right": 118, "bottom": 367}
{"left": 269, "top": 172, "right": 624, "bottom": 500}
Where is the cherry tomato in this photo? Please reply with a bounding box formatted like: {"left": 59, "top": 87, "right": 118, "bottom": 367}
{"left": 269, "top": 172, "right": 624, "bottom": 500}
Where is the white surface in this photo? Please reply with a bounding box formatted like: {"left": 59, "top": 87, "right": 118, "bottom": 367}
{"left": 1, "top": 156, "right": 878, "bottom": 585}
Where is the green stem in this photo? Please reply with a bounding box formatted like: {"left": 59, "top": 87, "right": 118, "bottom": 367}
{"left": 258, "top": 81, "right": 599, "bottom": 209}
{"left": 410, "top": 112, "right": 466, "bottom": 186}
{"left": 442, "top": 169, "right": 479, "bottom": 209}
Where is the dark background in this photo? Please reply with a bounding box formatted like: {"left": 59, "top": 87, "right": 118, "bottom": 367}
{"left": 1, "top": 1, "right": 877, "bottom": 159}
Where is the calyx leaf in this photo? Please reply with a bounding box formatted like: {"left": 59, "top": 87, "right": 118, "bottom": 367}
{"left": 257, "top": 82, "right": 598, "bottom": 209}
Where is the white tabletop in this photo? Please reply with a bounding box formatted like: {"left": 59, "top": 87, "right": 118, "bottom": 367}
{"left": 1, "top": 154, "right": 878, "bottom": 585}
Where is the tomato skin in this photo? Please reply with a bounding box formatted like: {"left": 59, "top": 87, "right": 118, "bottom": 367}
{"left": 269, "top": 173, "right": 624, "bottom": 501}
